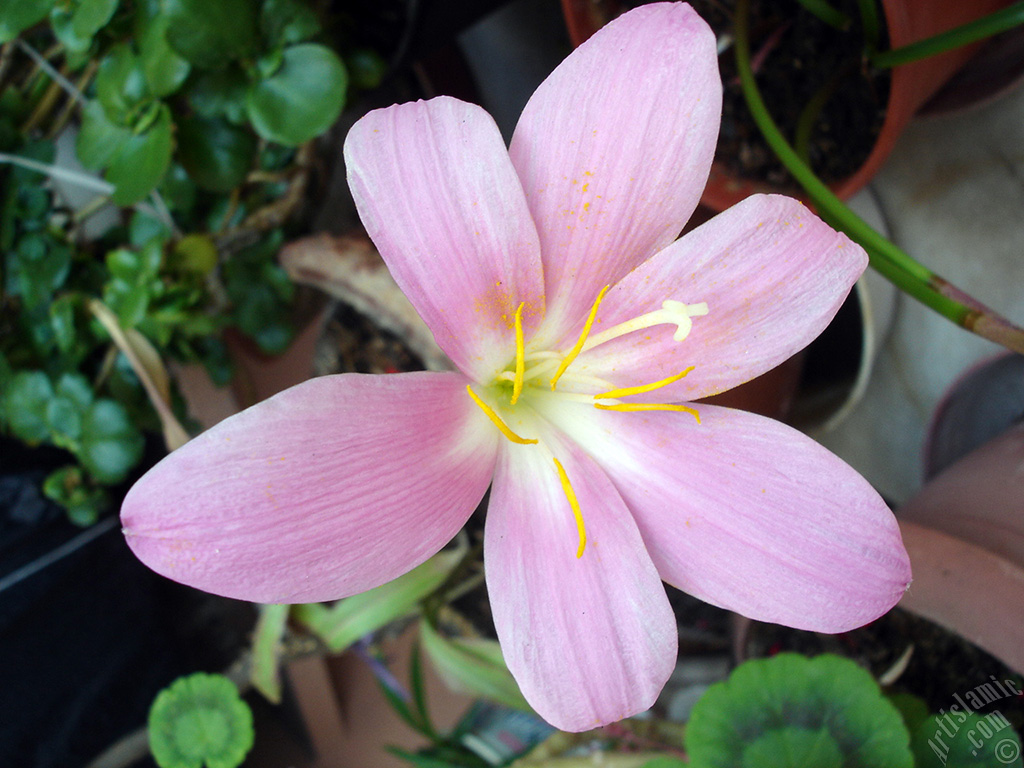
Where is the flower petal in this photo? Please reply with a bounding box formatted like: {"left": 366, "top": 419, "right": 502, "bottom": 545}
{"left": 485, "top": 434, "right": 677, "bottom": 731}
{"left": 121, "top": 372, "right": 498, "bottom": 603}
{"left": 510, "top": 2, "right": 720, "bottom": 333}
{"left": 345, "top": 97, "right": 544, "bottom": 381}
{"left": 541, "top": 401, "right": 911, "bottom": 632}
{"left": 576, "top": 195, "right": 867, "bottom": 401}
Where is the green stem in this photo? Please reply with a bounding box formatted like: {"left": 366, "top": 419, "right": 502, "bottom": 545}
{"left": 795, "top": 0, "right": 850, "bottom": 30}
{"left": 871, "top": 1, "right": 1024, "bottom": 68}
{"left": 856, "top": 0, "right": 882, "bottom": 52}
{"left": 734, "top": 0, "right": 1024, "bottom": 355}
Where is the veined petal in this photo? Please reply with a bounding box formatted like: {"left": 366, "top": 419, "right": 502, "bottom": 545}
{"left": 542, "top": 401, "right": 911, "bottom": 632}
{"left": 576, "top": 195, "right": 866, "bottom": 401}
{"left": 121, "top": 372, "right": 498, "bottom": 604}
{"left": 345, "top": 98, "right": 545, "bottom": 381}
{"left": 485, "top": 434, "right": 677, "bottom": 731}
{"left": 510, "top": 2, "right": 720, "bottom": 335}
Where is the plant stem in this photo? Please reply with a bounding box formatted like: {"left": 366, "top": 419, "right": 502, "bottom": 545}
{"left": 871, "top": 1, "right": 1024, "bottom": 68}
{"left": 856, "top": 0, "right": 882, "bottom": 52}
{"left": 734, "top": 0, "right": 1024, "bottom": 355}
{"left": 795, "top": 0, "right": 850, "bottom": 30}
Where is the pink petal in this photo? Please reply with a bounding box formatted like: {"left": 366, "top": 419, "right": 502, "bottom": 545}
{"left": 541, "top": 401, "right": 911, "bottom": 632}
{"left": 509, "top": 3, "right": 721, "bottom": 333}
{"left": 121, "top": 372, "right": 497, "bottom": 604}
{"left": 576, "top": 194, "right": 867, "bottom": 401}
{"left": 485, "top": 434, "right": 677, "bottom": 731}
{"left": 344, "top": 98, "right": 544, "bottom": 381}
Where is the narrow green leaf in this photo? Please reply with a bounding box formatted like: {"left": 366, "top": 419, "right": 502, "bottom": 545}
{"left": 409, "top": 640, "right": 437, "bottom": 740}
{"left": 293, "top": 549, "right": 462, "bottom": 652}
{"left": 419, "top": 619, "right": 532, "bottom": 713}
{"left": 251, "top": 603, "right": 290, "bottom": 704}
{"left": 246, "top": 43, "right": 346, "bottom": 146}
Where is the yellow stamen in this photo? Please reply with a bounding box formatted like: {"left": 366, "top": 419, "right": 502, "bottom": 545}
{"left": 553, "top": 457, "right": 586, "bottom": 558}
{"left": 510, "top": 302, "right": 526, "bottom": 405}
{"left": 550, "top": 285, "right": 610, "bottom": 391}
{"left": 466, "top": 385, "right": 538, "bottom": 444}
{"left": 596, "top": 366, "right": 695, "bottom": 400}
{"left": 595, "top": 402, "right": 701, "bottom": 423}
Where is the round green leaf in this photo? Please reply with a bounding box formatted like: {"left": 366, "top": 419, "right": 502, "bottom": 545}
{"left": 246, "top": 43, "right": 346, "bottom": 146}
{"left": 55, "top": 372, "right": 94, "bottom": 411}
{"left": 70, "top": 0, "right": 118, "bottom": 40}
{"left": 913, "top": 711, "right": 1023, "bottom": 768}
{"left": 76, "top": 99, "right": 128, "bottom": 170}
{"left": 4, "top": 370, "right": 53, "bottom": 444}
{"left": 346, "top": 47, "right": 388, "bottom": 91}
{"left": 46, "top": 397, "right": 83, "bottom": 446}
{"left": 148, "top": 673, "right": 254, "bottom": 768}
{"left": 42, "top": 466, "right": 107, "bottom": 526}
{"left": 169, "top": 234, "right": 218, "bottom": 276}
{"left": 187, "top": 66, "right": 249, "bottom": 124}
{"left": 260, "top": 0, "right": 320, "bottom": 47}
{"left": 79, "top": 399, "right": 143, "bottom": 483}
{"left": 162, "top": 0, "right": 257, "bottom": 69}
{"left": 138, "top": 13, "right": 190, "bottom": 97}
{"left": 177, "top": 114, "right": 256, "bottom": 192}
{"left": 742, "top": 728, "right": 843, "bottom": 768}
{"left": 686, "top": 654, "right": 913, "bottom": 768}
{"left": 106, "top": 102, "right": 174, "bottom": 205}
{"left": 95, "top": 44, "right": 150, "bottom": 123}
{"left": 0, "top": 0, "right": 55, "bottom": 43}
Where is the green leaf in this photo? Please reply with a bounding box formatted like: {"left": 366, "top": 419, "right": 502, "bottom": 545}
{"left": 741, "top": 727, "right": 843, "bottom": 768}
{"left": 260, "top": 0, "right": 320, "bottom": 47}
{"left": 71, "top": 0, "right": 118, "bottom": 39}
{"left": 129, "top": 210, "right": 172, "bottom": 247}
{"left": 640, "top": 760, "right": 688, "bottom": 768}
{"left": 42, "top": 466, "right": 108, "bottom": 526}
{"left": 95, "top": 44, "right": 150, "bottom": 123}
{"left": 912, "top": 711, "right": 1023, "bottom": 768}
{"left": 177, "top": 114, "right": 256, "bottom": 192}
{"left": 250, "top": 604, "right": 289, "bottom": 704}
{"left": 169, "top": 233, "right": 218, "bottom": 276}
{"left": 79, "top": 398, "right": 143, "bottom": 483}
{"left": 56, "top": 372, "right": 94, "bottom": 411}
{"left": 294, "top": 549, "right": 462, "bottom": 652}
{"left": 685, "top": 653, "right": 913, "bottom": 768}
{"left": 137, "top": 13, "right": 191, "bottom": 97}
{"left": 76, "top": 99, "right": 128, "bottom": 170}
{"left": 49, "top": 294, "right": 79, "bottom": 352}
{"left": 346, "top": 47, "right": 388, "bottom": 91}
{"left": 0, "top": 0, "right": 55, "bottom": 43}
{"left": 162, "top": 0, "right": 258, "bottom": 69}
{"left": 50, "top": 6, "right": 93, "bottom": 59}
{"left": 4, "top": 370, "right": 53, "bottom": 443}
{"left": 246, "top": 43, "right": 346, "bottom": 146}
{"left": 12, "top": 232, "right": 71, "bottom": 308}
{"left": 46, "top": 396, "right": 83, "bottom": 447}
{"left": 105, "top": 102, "right": 174, "bottom": 205}
{"left": 148, "top": 673, "right": 254, "bottom": 768}
{"left": 187, "top": 67, "right": 249, "bottom": 124}
{"left": 420, "top": 619, "right": 532, "bottom": 713}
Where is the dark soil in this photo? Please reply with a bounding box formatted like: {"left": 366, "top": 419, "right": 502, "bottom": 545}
{"left": 688, "top": 0, "right": 890, "bottom": 190}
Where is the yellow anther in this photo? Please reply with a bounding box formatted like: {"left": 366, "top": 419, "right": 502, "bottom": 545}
{"left": 596, "top": 366, "right": 695, "bottom": 400}
{"left": 553, "top": 457, "right": 586, "bottom": 558}
{"left": 550, "top": 285, "right": 610, "bottom": 391}
{"left": 510, "top": 302, "right": 526, "bottom": 405}
{"left": 466, "top": 386, "right": 538, "bottom": 445}
{"left": 595, "top": 402, "right": 701, "bottom": 423}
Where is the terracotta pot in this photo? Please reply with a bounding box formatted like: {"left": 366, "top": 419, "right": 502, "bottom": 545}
{"left": 561, "top": 0, "right": 1017, "bottom": 210}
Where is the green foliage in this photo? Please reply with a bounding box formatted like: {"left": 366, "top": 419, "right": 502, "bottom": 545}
{"left": 148, "top": 673, "right": 254, "bottom": 768}
{"left": 685, "top": 653, "right": 914, "bottom": 768}
{"left": 912, "top": 711, "right": 1023, "bottom": 768}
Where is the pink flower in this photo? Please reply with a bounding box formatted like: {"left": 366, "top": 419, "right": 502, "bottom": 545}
{"left": 122, "top": 2, "right": 910, "bottom": 731}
